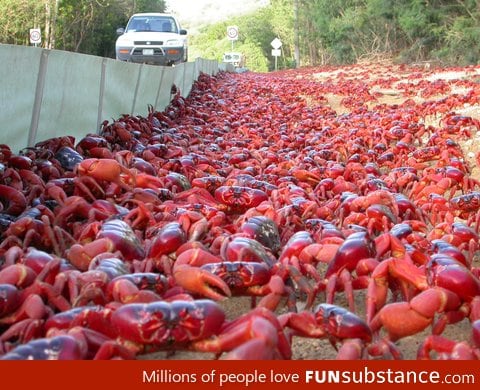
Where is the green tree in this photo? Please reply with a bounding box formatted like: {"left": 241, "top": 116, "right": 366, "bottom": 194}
{"left": 55, "top": 0, "right": 165, "bottom": 55}
{"left": 0, "top": 0, "right": 46, "bottom": 45}
{"left": 434, "top": 14, "right": 480, "bottom": 65}
{"left": 132, "top": 0, "right": 165, "bottom": 13}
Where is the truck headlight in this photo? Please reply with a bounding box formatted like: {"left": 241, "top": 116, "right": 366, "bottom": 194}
{"left": 165, "top": 39, "right": 182, "bottom": 47}
{"left": 116, "top": 37, "right": 132, "bottom": 47}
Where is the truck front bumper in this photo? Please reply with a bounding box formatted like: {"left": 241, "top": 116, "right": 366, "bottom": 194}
{"left": 116, "top": 46, "right": 185, "bottom": 65}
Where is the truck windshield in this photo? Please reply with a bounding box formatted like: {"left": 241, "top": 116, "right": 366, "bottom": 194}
{"left": 126, "top": 16, "right": 177, "bottom": 33}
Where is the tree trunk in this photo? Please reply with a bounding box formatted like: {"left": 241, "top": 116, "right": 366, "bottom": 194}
{"left": 45, "top": 1, "right": 51, "bottom": 48}
{"left": 293, "top": 0, "right": 300, "bottom": 68}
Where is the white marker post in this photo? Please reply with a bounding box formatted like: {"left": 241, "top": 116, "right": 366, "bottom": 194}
{"left": 227, "top": 25, "right": 239, "bottom": 51}
{"left": 271, "top": 37, "right": 282, "bottom": 71}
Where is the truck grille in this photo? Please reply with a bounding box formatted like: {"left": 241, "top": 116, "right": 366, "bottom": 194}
{"left": 134, "top": 41, "right": 163, "bottom": 45}
{"left": 132, "top": 48, "right": 165, "bottom": 56}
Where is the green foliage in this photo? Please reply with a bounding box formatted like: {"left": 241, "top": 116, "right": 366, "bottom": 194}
{"left": 0, "top": 0, "right": 45, "bottom": 45}
{"left": 55, "top": 0, "right": 165, "bottom": 55}
{"left": 434, "top": 16, "right": 480, "bottom": 65}
{"left": 133, "top": 0, "right": 165, "bottom": 13}
{"left": 295, "top": 0, "right": 480, "bottom": 66}
{"left": 238, "top": 40, "right": 270, "bottom": 72}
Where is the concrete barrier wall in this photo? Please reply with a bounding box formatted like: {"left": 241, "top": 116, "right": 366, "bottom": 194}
{"left": 0, "top": 44, "right": 218, "bottom": 153}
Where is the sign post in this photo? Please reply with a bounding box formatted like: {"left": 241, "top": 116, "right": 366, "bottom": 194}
{"left": 29, "top": 28, "right": 41, "bottom": 47}
{"left": 270, "top": 38, "right": 282, "bottom": 71}
{"left": 226, "top": 25, "right": 239, "bottom": 51}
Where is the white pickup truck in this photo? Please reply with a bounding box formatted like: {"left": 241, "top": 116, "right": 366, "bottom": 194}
{"left": 115, "top": 13, "right": 188, "bottom": 66}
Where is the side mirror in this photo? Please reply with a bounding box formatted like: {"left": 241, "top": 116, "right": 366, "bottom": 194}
{"left": 116, "top": 27, "right": 125, "bottom": 35}
{"left": 179, "top": 29, "right": 187, "bottom": 35}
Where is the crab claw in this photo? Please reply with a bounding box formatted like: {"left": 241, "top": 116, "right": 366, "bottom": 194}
{"left": 172, "top": 247, "right": 232, "bottom": 300}
{"left": 0, "top": 318, "right": 45, "bottom": 345}
{"left": 173, "top": 265, "right": 231, "bottom": 301}
{"left": 75, "top": 158, "right": 135, "bottom": 190}
{"left": 370, "top": 287, "right": 462, "bottom": 341}
{"left": 66, "top": 238, "right": 115, "bottom": 271}
{"left": 194, "top": 307, "right": 291, "bottom": 359}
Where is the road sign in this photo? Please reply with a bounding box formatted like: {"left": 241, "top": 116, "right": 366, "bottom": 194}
{"left": 227, "top": 26, "right": 239, "bottom": 41}
{"left": 271, "top": 37, "right": 282, "bottom": 50}
{"left": 30, "top": 28, "right": 41, "bottom": 45}
{"left": 272, "top": 47, "right": 282, "bottom": 71}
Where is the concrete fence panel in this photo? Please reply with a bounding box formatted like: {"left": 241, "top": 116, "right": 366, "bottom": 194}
{"left": 173, "top": 62, "right": 186, "bottom": 96}
{"left": 156, "top": 66, "right": 176, "bottom": 111}
{"left": 0, "top": 45, "right": 42, "bottom": 151}
{"left": 183, "top": 62, "right": 197, "bottom": 97}
{"left": 35, "top": 50, "right": 104, "bottom": 144}
{"left": 102, "top": 58, "right": 141, "bottom": 123}
{"left": 132, "top": 63, "right": 164, "bottom": 115}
